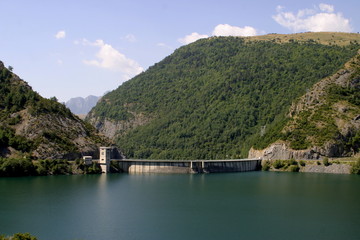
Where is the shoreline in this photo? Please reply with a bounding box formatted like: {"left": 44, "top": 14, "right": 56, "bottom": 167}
{"left": 1, "top": 157, "right": 359, "bottom": 177}
{"left": 262, "top": 158, "right": 360, "bottom": 175}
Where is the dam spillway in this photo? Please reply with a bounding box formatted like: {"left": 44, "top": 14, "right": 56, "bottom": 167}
{"left": 114, "top": 159, "right": 262, "bottom": 174}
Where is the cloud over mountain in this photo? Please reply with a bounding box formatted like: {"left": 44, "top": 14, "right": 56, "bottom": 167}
{"left": 179, "top": 24, "right": 259, "bottom": 45}
{"left": 273, "top": 4, "right": 352, "bottom": 32}
{"left": 212, "top": 24, "right": 258, "bottom": 37}
{"left": 178, "top": 32, "right": 209, "bottom": 45}
{"left": 82, "top": 39, "right": 143, "bottom": 79}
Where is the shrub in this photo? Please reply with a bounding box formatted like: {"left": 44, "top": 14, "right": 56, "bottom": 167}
{"left": 289, "top": 165, "right": 300, "bottom": 172}
{"left": 0, "top": 158, "right": 37, "bottom": 177}
{"left": 12, "top": 233, "right": 37, "bottom": 240}
{"left": 262, "top": 160, "right": 271, "bottom": 171}
{"left": 299, "top": 160, "right": 306, "bottom": 166}
{"left": 85, "top": 162, "right": 102, "bottom": 174}
{"left": 323, "top": 157, "right": 331, "bottom": 166}
{"left": 279, "top": 159, "right": 298, "bottom": 169}
{"left": 351, "top": 159, "right": 360, "bottom": 174}
{"left": 273, "top": 160, "right": 285, "bottom": 169}
{"left": 316, "top": 161, "right": 321, "bottom": 165}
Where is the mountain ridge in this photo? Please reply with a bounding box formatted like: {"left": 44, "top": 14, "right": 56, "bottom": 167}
{"left": 87, "top": 32, "right": 360, "bottom": 160}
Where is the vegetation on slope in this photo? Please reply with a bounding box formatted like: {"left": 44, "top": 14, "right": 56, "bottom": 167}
{"left": 244, "top": 32, "right": 360, "bottom": 46}
{"left": 89, "top": 35, "right": 359, "bottom": 159}
{"left": 280, "top": 52, "right": 360, "bottom": 154}
{"left": 0, "top": 62, "right": 108, "bottom": 159}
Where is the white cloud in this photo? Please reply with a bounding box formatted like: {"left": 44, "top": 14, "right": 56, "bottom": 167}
{"left": 82, "top": 39, "right": 143, "bottom": 79}
{"left": 178, "top": 32, "right": 209, "bottom": 45}
{"left": 319, "top": 3, "right": 334, "bottom": 13}
{"left": 124, "top": 34, "right": 137, "bottom": 42}
{"left": 179, "top": 24, "right": 260, "bottom": 45}
{"left": 273, "top": 4, "right": 352, "bottom": 32}
{"left": 157, "top": 42, "right": 173, "bottom": 50}
{"left": 212, "top": 24, "right": 258, "bottom": 37}
{"left": 55, "top": 30, "right": 66, "bottom": 39}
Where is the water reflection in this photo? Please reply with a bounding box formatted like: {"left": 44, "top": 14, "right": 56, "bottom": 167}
{"left": 0, "top": 172, "right": 359, "bottom": 240}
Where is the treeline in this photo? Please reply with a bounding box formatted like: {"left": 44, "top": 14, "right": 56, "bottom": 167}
{"left": 90, "top": 37, "right": 359, "bottom": 159}
{"left": 0, "top": 66, "right": 73, "bottom": 118}
{"left": 0, "top": 158, "right": 102, "bottom": 177}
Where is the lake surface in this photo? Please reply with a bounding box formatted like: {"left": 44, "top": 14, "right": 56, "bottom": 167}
{"left": 0, "top": 172, "right": 359, "bottom": 240}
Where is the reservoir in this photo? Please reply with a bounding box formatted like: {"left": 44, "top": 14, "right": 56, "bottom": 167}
{"left": 0, "top": 172, "right": 359, "bottom": 240}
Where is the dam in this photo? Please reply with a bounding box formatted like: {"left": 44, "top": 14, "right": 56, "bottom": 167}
{"left": 92, "top": 147, "right": 262, "bottom": 174}
{"left": 116, "top": 158, "right": 262, "bottom": 174}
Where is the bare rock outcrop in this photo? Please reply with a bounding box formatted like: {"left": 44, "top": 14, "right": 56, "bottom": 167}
{"left": 249, "top": 142, "right": 322, "bottom": 160}
{"left": 87, "top": 111, "right": 152, "bottom": 140}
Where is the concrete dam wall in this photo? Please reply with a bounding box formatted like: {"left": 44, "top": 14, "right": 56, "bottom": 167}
{"left": 116, "top": 159, "right": 262, "bottom": 174}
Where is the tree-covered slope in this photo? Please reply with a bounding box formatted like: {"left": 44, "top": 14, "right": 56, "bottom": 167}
{"left": 0, "top": 62, "right": 109, "bottom": 159}
{"left": 249, "top": 50, "right": 360, "bottom": 160}
{"left": 88, "top": 34, "right": 360, "bottom": 159}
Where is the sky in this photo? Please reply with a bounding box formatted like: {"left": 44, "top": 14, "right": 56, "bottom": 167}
{"left": 1, "top": 0, "right": 359, "bottom": 102}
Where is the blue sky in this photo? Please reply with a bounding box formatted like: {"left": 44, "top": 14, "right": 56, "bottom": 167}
{"left": 1, "top": 0, "right": 359, "bottom": 102}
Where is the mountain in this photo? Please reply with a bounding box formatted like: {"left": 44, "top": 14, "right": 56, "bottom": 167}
{"left": 87, "top": 32, "right": 360, "bottom": 160}
{"left": 66, "top": 95, "right": 100, "bottom": 115}
{"left": 249, "top": 49, "right": 360, "bottom": 159}
{"left": 0, "top": 62, "right": 110, "bottom": 159}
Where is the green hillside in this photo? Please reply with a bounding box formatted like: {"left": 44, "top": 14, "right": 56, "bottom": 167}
{"left": 0, "top": 62, "right": 109, "bottom": 159}
{"left": 88, "top": 34, "right": 360, "bottom": 159}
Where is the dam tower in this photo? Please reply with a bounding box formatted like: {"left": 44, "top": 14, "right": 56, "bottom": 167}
{"left": 99, "top": 147, "right": 111, "bottom": 173}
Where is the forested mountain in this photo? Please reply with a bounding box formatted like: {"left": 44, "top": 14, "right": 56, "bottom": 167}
{"left": 250, "top": 50, "right": 360, "bottom": 159}
{"left": 87, "top": 33, "right": 360, "bottom": 160}
{"left": 0, "top": 62, "right": 109, "bottom": 159}
{"left": 66, "top": 95, "right": 100, "bottom": 115}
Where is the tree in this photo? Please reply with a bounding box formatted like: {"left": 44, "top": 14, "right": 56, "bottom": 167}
{"left": 49, "top": 96, "right": 58, "bottom": 102}
{"left": 8, "top": 65, "right": 13, "bottom": 72}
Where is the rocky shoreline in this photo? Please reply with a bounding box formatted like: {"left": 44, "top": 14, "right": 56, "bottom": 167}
{"left": 262, "top": 159, "right": 358, "bottom": 174}
{"left": 300, "top": 163, "right": 351, "bottom": 174}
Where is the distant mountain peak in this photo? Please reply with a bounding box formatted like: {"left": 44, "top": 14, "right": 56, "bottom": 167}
{"left": 66, "top": 95, "right": 100, "bottom": 115}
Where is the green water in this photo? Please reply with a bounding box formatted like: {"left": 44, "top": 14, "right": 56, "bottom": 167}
{"left": 0, "top": 172, "right": 359, "bottom": 240}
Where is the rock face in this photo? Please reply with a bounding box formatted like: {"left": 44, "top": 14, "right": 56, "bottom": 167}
{"left": 86, "top": 111, "right": 152, "bottom": 139}
{"left": 249, "top": 142, "right": 322, "bottom": 160}
{"left": 66, "top": 95, "right": 100, "bottom": 115}
{"left": 249, "top": 51, "right": 360, "bottom": 160}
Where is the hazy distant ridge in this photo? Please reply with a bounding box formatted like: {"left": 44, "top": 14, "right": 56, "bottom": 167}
{"left": 66, "top": 95, "right": 100, "bottom": 115}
